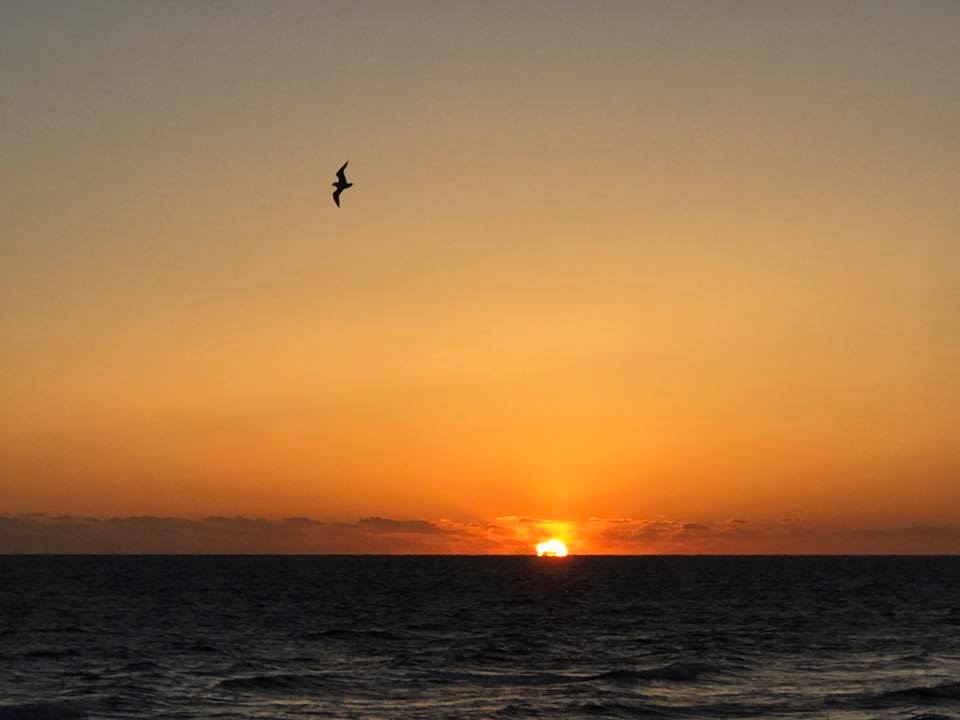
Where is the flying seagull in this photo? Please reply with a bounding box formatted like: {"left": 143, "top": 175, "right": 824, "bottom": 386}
{"left": 332, "top": 161, "right": 353, "bottom": 207}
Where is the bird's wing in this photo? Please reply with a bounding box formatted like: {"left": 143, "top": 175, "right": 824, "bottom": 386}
{"left": 332, "top": 187, "right": 342, "bottom": 207}
{"left": 336, "top": 161, "right": 349, "bottom": 184}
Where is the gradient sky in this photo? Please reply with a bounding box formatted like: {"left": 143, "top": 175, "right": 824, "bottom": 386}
{"left": 2, "top": 1, "right": 958, "bottom": 553}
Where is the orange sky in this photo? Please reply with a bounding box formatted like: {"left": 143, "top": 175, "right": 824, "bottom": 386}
{"left": 2, "top": 2, "right": 958, "bottom": 552}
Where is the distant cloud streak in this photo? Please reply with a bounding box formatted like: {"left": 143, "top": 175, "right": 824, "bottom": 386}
{"left": 2, "top": 514, "right": 959, "bottom": 555}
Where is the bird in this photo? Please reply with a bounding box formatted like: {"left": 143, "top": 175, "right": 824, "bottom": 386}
{"left": 332, "top": 161, "right": 353, "bottom": 207}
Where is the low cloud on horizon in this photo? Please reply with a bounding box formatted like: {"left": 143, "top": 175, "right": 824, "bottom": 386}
{"left": 2, "top": 514, "right": 959, "bottom": 555}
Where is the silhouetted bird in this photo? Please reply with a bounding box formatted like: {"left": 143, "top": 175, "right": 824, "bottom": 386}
{"left": 332, "top": 161, "right": 353, "bottom": 207}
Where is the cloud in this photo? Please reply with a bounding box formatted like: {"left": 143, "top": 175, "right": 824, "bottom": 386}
{"left": 0, "top": 514, "right": 501, "bottom": 555}
{"left": 355, "top": 517, "right": 449, "bottom": 534}
{"left": 1, "top": 513, "right": 958, "bottom": 554}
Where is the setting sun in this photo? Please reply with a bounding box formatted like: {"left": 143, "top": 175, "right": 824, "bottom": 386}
{"left": 536, "top": 539, "right": 569, "bottom": 557}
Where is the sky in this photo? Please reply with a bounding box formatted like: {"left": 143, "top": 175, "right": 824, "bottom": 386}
{"left": 2, "top": 1, "right": 958, "bottom": 553}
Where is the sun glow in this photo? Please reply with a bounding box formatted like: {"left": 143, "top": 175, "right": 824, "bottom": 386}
{"left": 536, "top": 538, "right": 569, "bottom": 557}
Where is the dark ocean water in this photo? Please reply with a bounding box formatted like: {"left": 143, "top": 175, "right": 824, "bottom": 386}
{"left": 1, "top": 556, "right": 959, "bottom": 720}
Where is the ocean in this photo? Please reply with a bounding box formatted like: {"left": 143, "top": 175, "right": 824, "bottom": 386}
{"left": 1, "top": 556, "right": 958, "bottom": 719}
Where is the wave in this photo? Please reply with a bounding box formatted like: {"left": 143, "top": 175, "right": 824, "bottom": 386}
{"left": 898, "top": 654, "right": 933, "bottom": 666}
{"left": 303, "top": 629, "right": 399, "bottom": 641}
{"left": 186, "top": 642, "right": 218, "bottom": 653}
{"left": 494, "top": 703, "right": 547, "bottom": 717}
{"left": 0, "top": 702, "right": 87, "bottom": 720}
{"left": 832, "top": 681, "right": 960, "bottom": 711}
{"left": 17, "top": 649, "right": 81, "bottom": 661}
{"left": 592, "top": 662, "right": 720, "bottom": 683}
{"left": 420, "top": 662, "right": 718, "bottom": 688}
{"left": 422, "top": 670, "right": 577, "bottom": 686}
{"left": 29, "top": 627, "right": 93, "bottom": 636}
{"left": 115, "top": 660, "right": 161, "bottom": 673}
{"left": 217, "top": 673, "right": 339, "bottom": 694}
{"left": 880, "top": 682, "right": 960, "bottom": 704}
{"left": 570, "top": 702, "right": 673, "bottom": 718}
